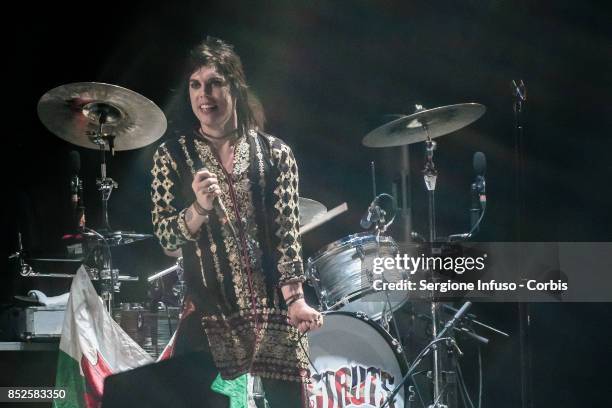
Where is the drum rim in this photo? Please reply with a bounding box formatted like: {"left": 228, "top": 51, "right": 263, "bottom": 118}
{"left": 315, "top": 310, "right": 409, "bottom": 374}
{"left": 327, "top": 292, "right": 412, "bottom": 321}
{"left": 308, "top": 232, "right": 397, "bottom": 263}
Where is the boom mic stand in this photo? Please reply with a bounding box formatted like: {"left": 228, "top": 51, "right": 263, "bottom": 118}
{"left": 512, "top": 79, "right": 533, "bottom": 408}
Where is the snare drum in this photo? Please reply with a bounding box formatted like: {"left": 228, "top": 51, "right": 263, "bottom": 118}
{"left": 306, "top": 233, "right": 410, "bottom": 320}
{"left": 307, "top": 311, "right": 406, "bottom": 408}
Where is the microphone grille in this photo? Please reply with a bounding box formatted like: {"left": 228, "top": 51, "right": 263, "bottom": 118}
{"left": 473, "top": 151, "right": 486, "bottom": 175}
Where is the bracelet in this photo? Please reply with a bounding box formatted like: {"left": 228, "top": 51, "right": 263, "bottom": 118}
{"left": 285, "top": 293, "right": 304, "bottom": 308}
{"left": 193, "top": 201, "right": 211, "bottom": 217}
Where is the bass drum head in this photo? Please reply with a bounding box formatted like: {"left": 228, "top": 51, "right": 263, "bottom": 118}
{"left": 307, "top": 312, "right": 405, "bottom": 408}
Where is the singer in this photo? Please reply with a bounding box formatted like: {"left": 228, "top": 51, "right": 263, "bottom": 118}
{"left": 149, "top": 37, "right": 322, "bottom": 406}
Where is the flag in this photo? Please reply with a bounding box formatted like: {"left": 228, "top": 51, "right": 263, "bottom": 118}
{"left": 53, "top": 267, "right": 153, "bottom": 408}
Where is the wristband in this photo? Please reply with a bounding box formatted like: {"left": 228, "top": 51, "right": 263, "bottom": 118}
{"left": 285, "top": 293, "right": 304, "bottom": 308}
{"left": 193, "top": 201, "right": 211, "bottom": 217}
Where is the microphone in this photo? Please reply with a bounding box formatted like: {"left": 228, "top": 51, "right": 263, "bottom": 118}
{"left": 69, "top": 150, "right": 81, "bottom": 211}
{"left": 448, "top": 152, "right": 487, "bottom": 242}
{"left": 438, "top": 301, "right": 472, "bottom": 339}
{"left": 68, "top": 150, "right": 86, "bottom": 231}
{"left": 198, "top": 168, "right": 239, "bottom": 241}
{"left": 360, "top": 198, "right": 380, "bottom": 229}
{"left": 470, "top": 152, "right": 486, "bottom": 229}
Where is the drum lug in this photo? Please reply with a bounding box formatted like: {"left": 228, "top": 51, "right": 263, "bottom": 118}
{"left": 320, "top": 289, "right": 329, "bottom": 308}
{"left": 356, "top": 311, "right": 370, "bottom": 321}
{"left": 391, "top": 338, "right": 403, "bottom": 354}
{"left": 355, "top": 245, "right": 365, "bottom": 260}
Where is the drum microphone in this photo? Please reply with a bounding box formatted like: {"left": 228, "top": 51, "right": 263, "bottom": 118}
{"left": 360, "top": 197, "right": 381, "bottom": 229}
{"left": 448, "top": 152, "right": 487, "bottom": 242}
{"left": 470, "top": 152, "right": 486, "bottom": 230}
{"left": 69, "top": 150, "right": 85, "bottom": 230}
{"left": 69, "top": 150, "right": 81, "bottom": 211}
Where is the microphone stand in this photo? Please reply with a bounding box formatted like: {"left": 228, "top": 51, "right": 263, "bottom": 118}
{"left": 382, "top": 302, "right": 473, "bottom": 408}
{"left": 512, "top": 79, "right": 533, "bottom": 408}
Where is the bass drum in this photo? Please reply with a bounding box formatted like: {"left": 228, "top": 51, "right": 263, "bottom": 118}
{"left": 306, "top": 312, "right": 406, "bottom": 408}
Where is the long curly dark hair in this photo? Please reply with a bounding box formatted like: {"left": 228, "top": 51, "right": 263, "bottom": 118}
{"left": 167, "top": 36, "right": 265, "bottom": 136}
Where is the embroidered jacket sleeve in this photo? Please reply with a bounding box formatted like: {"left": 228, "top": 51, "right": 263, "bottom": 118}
{"left": 150, "top": 143, "right": 199, "bottom": 251}
{"left": 270, "top": 141, "right": 305, "bottom": 285}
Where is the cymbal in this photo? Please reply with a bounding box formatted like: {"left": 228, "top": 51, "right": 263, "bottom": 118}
{"left": 363, "top": 103, "right": 486, "bottom": 148}
{"left": 37, "top": 82, "right": 167, "bottom": 151}
{"left": 83, "top": 230, "right": 154, "bottom": 246}
{"left": 299, "top": 198, "right": 327, "bottom": 226}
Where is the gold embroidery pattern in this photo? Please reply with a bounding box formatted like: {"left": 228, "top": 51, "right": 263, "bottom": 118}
{"left": 193, "top": 139, "right": 236, "bottom": 224}
{"left": 177, "top": 208, "right": 199, "bottom": 241}
{"left": 250, "top": 129, "right": 266, "bottom": 189}
{"left": 195, "top": 245, "right": 206, "bottom": 288}
{"left": 271, "top": 143, "right": 304, "bottom": 283}
{"left": 202, "top": 308, "right": 308, "bottom": 381}
{"left": 233, "top": 137, "right": 250, "bottom": 175}
{"left": 151, "top": 145, "right": 190, "bottom": 250}
{"left": 230, "top": 173, "right": 268, "bottom": 305}
{"left": 223, "top": 231, "right": 249, "bottom": 310}
{"left": 206, "top": 225, "right": 228, "bottom": 304}
{"left": 178, "top": 136, "right": 196, "bottom": 174}
{"left": 153, "top": 133, "right": 309, "bottom": 382}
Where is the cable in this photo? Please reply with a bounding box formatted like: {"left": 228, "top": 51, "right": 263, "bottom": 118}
{"left": 478, "top": 346, "right": 483, "bottom": 408}
{"left": 383, "top": 279, "right": 410, "bottom": 367}
{"left": 410, "top": 370, "right": 429, "bottom": 408}
{"left": 382, "top": 337, "right": 454, "bottom": 408}
{"left": 456, "top": 361, "right": 475, "bottom": 408}
{"left": 448, "top": 203, "right": 487, "bottom": 242}
{"left": 297, "top": 330, "right": 319, "bottom": 376}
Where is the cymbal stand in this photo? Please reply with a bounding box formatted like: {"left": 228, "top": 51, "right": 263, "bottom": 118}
{"left": 87, "top": 108, "right": 120, "bottom": 311}
{"left": 90, "top": 111, "right": 118, "bottom": 232}
{"left": 420, "top": 118, "right": 446, "bottom": 408}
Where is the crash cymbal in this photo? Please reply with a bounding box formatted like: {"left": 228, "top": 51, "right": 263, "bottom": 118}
{"left": 299, "top": 198, "right": 327, "bottom": 226}
{"left": 37, "top": 82, "right": 167, "bottom": 151}
{"left": 363, "top": 103, "right": 486, "bottom": 148}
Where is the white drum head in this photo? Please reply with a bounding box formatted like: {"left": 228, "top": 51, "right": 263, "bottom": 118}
{"left": 307, "top": 313, "right": 405, "bottom": 408}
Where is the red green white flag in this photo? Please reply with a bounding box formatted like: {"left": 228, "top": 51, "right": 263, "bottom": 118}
{"left": 52, "top": 267, "right": 153, "bottom": 408}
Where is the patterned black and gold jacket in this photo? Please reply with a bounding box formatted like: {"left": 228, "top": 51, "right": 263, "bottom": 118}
{"left": 151, "top": 129, "right": 309, "bottom": 381}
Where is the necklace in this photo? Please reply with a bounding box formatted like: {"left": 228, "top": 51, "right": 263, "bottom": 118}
{"left": 199, "top": 127, "right": 238, "bottom": 140}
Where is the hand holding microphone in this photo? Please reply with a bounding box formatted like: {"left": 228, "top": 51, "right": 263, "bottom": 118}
{"left": 191, "top": 168, "right": 238, "bottom": 242}
{"left": 192, "top": 169, "right": 221, "bottom": 213}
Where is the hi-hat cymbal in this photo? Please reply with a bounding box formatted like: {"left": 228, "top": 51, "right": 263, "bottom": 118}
{"left": 37, "top": 82, "right": 167, "bottom": 151}
{"left": 299, "top": 198, "right": 327, "bottom": 226}
{"left": 82, "top": 230, "right": 154, "bottom": 247}
{"left": 363, "top": 103, "right": 486, "bottom": 148}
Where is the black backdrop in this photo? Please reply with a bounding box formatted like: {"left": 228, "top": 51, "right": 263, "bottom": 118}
{"left": 4, "top": 1, "right": 611, "bottom": 407}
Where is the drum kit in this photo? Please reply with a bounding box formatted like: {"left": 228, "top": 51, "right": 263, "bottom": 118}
{"left": 11, "top": 80, "right": 506, "bottom": 407}
{"left": 304, "top": 103, "right": 497, "bottom": 408}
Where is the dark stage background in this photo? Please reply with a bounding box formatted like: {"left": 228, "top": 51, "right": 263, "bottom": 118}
{"left": 4, "top": 1, "right": 611, "bottom": 407}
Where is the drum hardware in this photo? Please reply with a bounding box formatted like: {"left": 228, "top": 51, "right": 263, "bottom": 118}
{"left": 364, "top": 102, "right": 487, "bottom": 408}
{"left": 441, "top": 304, "right": 509, "bottom": 340}
{"left": 36, "top": 82, "right": 165, "bottom": 312}
{"left": 360, "top": 161, "right": 397, "bottom": 233}
{"left": 147, "top": 258, "right": 184, "bottom": 283}
{"left": 364, "top": 103, "right": 486, "bottom": 243}
{"left": 382, "top": 302, "right": 473, "bottom": 408}
{"left": 146, "top": 258, "right": 186, "bottom": 305}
